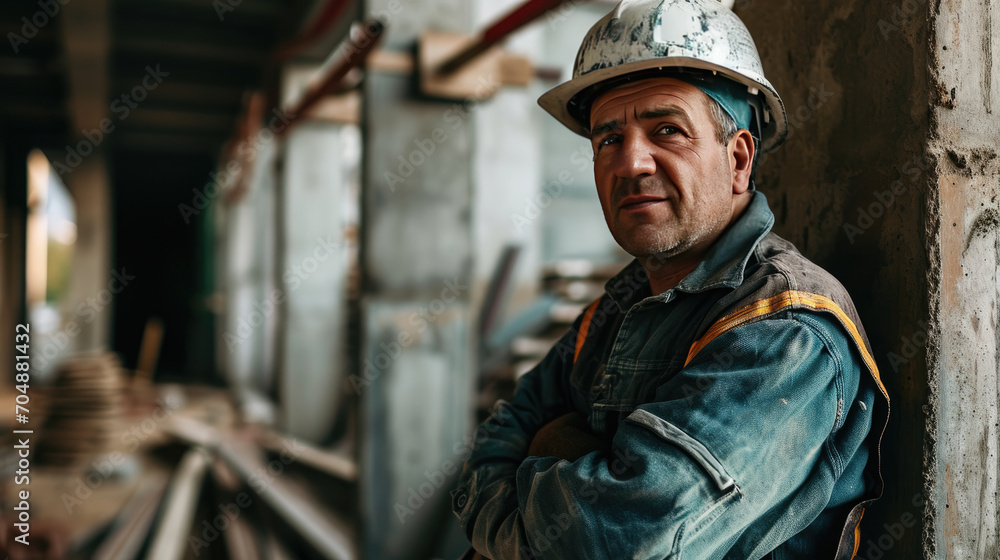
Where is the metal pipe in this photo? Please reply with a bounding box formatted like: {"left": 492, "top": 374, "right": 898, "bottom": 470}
{"left": 279, "top": 19, "right": 385, "bottom": 136}
{"left": 436, "top": 0, "right": 573, "bottom": 75}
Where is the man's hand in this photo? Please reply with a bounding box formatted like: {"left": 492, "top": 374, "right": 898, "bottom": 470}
{"left": 527, "top": 412, "right": 610, "bottom": 461}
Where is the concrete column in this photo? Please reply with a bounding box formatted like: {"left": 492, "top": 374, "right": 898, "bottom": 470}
{"left": 278, "top": 123, "right": 355, "bottom": 442}
{"left": 359, "top": 1, "right": 474, "bottom": 558}
{"left": 928, "top": 0, "right": 1000, "bottom": 555}
{"left": 469, "top": 2, "right": 543, "bottom": 316}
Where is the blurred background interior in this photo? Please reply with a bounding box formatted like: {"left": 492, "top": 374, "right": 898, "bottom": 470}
{"left": 0, "top": 0, "right": 993, "bottom": 557}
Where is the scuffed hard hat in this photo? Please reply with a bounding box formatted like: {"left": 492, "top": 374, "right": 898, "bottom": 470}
{"left": 538, "top": 0, "right": 788, "bottom": 153}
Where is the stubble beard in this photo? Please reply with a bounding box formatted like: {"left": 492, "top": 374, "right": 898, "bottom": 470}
{"left": 615, "top": 203, "right": 729, "bottom": 263}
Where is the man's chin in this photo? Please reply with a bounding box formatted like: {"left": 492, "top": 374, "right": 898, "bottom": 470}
{"left": 619, "top": 239, "right": 687, "bottom": 263}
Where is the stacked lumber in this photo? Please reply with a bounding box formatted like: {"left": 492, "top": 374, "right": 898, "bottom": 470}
{"left": 34, "top": 353, "right": 125, "bottom": 470}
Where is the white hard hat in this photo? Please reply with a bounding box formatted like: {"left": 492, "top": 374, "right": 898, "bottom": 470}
{"left": 538, "top": 0, "right": 787, "bottom": 153}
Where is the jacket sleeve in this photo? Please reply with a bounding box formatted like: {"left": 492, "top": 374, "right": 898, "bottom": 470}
{"left": 453, "top": 311, "right": 866, "bottom": 559}
{"left": 451, "top": 310, "right": 583, "bottom": 544}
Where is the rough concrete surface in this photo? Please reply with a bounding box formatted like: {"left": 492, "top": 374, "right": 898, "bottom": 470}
{"left": 738, "top": 0, "right": 934, "bottom": 557}
{"left": 929, "top": 0, "right": 1000, "bottom": 555}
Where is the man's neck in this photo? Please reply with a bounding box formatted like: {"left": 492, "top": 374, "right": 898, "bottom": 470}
{"left": 640, "top": 194, "right": 753, "bottom": 295}
{"left": 640, "top": 251, "right": 706, "bottom": 295}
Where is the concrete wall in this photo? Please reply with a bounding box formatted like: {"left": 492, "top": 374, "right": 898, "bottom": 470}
{"left": 740, "top": 0, "right": 999, "bottom": 556}
{"left": 738, "top": 0, "right": 932, "bottom": 556}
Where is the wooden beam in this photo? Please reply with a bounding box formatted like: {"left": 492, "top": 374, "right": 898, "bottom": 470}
{"left": 92, "top": 471, "right": 171, "bottom": 560}
{"left": 146, "top": 449, "right": 212, "bottom": 560}
{"left": 216, "top": 440, "right": 356, "bottom": 560}
{"left": 257, "top": 429, "right": 357, "bottom": 482}
{"left": 162, "top": 416, "right": 356, "bottom": 560}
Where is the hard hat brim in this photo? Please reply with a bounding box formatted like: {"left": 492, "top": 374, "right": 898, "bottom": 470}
{"left": 538, "top": 57, "right": 788, "bottom": 153}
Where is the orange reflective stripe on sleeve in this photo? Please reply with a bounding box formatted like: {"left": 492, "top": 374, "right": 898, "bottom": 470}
{"left": 573, "top": 299, "right": 602, "bottom": 364}
{"left": 852, "top": 510, "right": 863, "bottom": 558}
{"left": 684, "top": 291, "right": 887, "bottom": 399}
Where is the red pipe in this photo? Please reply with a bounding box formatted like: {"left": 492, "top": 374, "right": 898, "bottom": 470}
{"left": 272, "top": 0, "right": 354, "bottom": 61}
{"left": 279, "top": 19, "right": 385, "bottom": 135}
{"left": 436, "top": 0, "right": 572, "bottom": 75}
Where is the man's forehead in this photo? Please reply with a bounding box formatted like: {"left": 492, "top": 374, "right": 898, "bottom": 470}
{"left": 589, "top": 77, "right": 710, "bottom": 131}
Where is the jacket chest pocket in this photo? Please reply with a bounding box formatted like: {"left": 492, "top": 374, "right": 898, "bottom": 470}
{"left": 587, "top": 356, "right": 686, "bottom": 434}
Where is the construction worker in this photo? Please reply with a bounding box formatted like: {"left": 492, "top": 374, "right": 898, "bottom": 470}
{"left": 452, "top": 0, "right": 888, "bottom": 558}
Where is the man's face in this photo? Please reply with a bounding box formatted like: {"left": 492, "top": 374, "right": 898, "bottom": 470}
{"left": 589, "top": 77, "right": 743, "bottom": 262}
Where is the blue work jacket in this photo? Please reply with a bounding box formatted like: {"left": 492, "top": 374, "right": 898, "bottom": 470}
{"left": 452, "top": 192, "right": 889, "bottom": 559}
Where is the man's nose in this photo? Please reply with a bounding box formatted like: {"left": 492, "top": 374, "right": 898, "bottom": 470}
{"left": 614, "top": 134, "right": 657, "bottom": 178}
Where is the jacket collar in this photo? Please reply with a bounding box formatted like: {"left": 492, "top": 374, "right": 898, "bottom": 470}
{"left": 604, "top": 191, "right": 775, "bottom": 310}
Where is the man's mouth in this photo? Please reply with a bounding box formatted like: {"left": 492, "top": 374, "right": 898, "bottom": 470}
{"left": 618, "top": 195, "right": 667, "bottom": 212}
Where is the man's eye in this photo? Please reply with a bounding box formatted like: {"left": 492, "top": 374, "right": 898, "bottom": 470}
{"left": 596, "top": 135, "right": 620, "bottom": 152}
{"left": 658, "top": 125, "right": 679, "bottom": 136}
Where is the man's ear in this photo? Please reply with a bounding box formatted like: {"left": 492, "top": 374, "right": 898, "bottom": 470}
{"left": 729, "top": 129, "right": 755, "bottom": 195}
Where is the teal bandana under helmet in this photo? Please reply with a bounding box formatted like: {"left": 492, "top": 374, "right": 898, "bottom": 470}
{"left": 675, "top": 74, "right": 753, "bottom": 132}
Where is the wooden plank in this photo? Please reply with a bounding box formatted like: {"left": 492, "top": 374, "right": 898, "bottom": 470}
{"left": 212, "top": 461, "right": 262, "bottom": 560}
{"left": 162, "top": 416, "right": 356, "bottom": 560}
{"left": 146, "top": 449, "right": 211, "bottom": 560}
{"left": 257, "top": 430, "right": 357, "bottom": 482}
{"left": 419, "top": 31, "right": 504, "bottom": 100}
{"left": 223, "top": 513, "right": 262, "bottom": 560}
{"left": 92, "top": 471, "right": 171, "bottom": 560}
{"left": 133, "top": 316, "right": 164, "bottom": 387}
{"left": 216, "top": 439, "right": 356, "bottom": 560}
